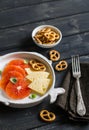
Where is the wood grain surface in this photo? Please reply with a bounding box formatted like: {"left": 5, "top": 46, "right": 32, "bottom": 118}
{"left": 0, "top": 0, "right": 89, "bottom": 130}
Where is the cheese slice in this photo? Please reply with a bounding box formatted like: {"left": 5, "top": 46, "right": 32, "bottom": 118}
{"left": 26, "top": 68, "right": 50, "bottom": 82}
{"left": 25, "top": 68, "right": 35, "bottom": 74}
{"left": 28, "top": 78, "right": 51, "bottom": 95}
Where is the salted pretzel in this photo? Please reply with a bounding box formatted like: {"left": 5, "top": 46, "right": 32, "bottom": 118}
{"left": 32, "top": 62, "right": 46, "bottom": 71}
{"left": 29, "top": 59, "right": 37, "bottom": 65}
{"left": 29, "top": 60, "right": 46, "bottom": 71}
{"left": 49, "top": 31, "right": 60, "bottom": 40}
{"left": 41, "top": 27, "right": 51, "bottom": 33}
{"left": 44, "top": 32, "right": 55, "bottom": 41}
{"left": 34, "top": 27, "right": 60, "bottom": 44}
{"left": 40, "top": 110, "right": 56, "bottom": 122}
{"left": 34, "top": 36, "right": 42, "bottom": 44}
{"left": 49, "top": 50, "right": 60, "bottom": 61}
{"left": 55, "top": 60, "right": 68, "bottom": 71}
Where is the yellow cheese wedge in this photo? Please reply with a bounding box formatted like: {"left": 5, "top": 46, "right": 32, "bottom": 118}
{"left": 28, "top": 78, "right": 51, "bottom": 95}
{"left": 25, "top": 68, "right": 35, "bottom": 74}
{"left": 26, "top": 68, "right": 50, "bottom": 82}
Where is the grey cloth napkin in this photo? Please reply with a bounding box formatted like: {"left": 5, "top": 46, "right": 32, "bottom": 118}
{"left": 56, "top": 63, "right": 89, "bottom": 122}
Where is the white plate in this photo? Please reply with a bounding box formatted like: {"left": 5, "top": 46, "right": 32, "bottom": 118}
{"left": 0, "top": 51, "right": 65, "bottom": 108}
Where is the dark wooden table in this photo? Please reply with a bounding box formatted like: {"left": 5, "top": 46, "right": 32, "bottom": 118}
{"left": 0, "top": 0, "right": 89, "bottom": 129}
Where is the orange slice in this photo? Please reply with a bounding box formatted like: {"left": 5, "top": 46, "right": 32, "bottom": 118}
{"left": 0, "top": 79, "right": 1, "bottom": 88}
{"left": 6, "top": 79, "right": 31, "bottom": 99}
{"left": 2, "top": 65, "right": 26, "bottom": 77}
{"left": 8, "top": 59, "right": 30, "bottom": 69}
{"left": 1, "top": 71, "right": 24, "bottom": 90}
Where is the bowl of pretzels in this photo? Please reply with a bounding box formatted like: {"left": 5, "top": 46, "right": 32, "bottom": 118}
{"left": 32, "top": 25, "right": 62, "bottom": 48}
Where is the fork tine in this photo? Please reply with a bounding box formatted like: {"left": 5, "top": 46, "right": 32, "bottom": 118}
{"left": 75, "top": 55, "right": 78, "bottom": 72}
{"left": 72, "top": 55, "right": 81, "bottom": 73}
{"left": 76, "top": 56, "right": 78, "bottom": 72}
{"left": 75, "top": 55, "right": 81, "bottom": 73}
{"left": 77, "top": 55, "right": 81, "bottom": 73}
{"left": 72, "top": 55, "right": 76, "bottom": 73}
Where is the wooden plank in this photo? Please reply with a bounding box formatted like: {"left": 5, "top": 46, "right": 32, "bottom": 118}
{"left": 0, "top": 97, "right": 68, "bottom": 130}
{"left": 32, "top": 121, "right": 89, "bottom": 130}
{"left": 0, "top": 31, "right": 89, "bottom": 61}
{"left": 0, "top": 0, "right": 89, "bottom": 28}
{"left": 0, "top": 0, "right": 53, "bottom": 11}
{"left": 1, "top": 12, "right": 89, "bottom": 37}
{"left": 0, "top": 13, "right": 89, "bottom": 58}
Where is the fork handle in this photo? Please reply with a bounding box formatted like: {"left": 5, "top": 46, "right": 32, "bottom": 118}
{"left": 76, "top": 78, "right": 86, "bottom": 116}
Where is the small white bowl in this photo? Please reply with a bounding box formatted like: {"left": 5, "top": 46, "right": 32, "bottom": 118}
{"left": 32, "top": 25, "right": 62, "bottom": 48}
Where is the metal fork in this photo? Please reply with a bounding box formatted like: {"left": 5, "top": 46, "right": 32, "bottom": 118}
{"left": 72, "top": 55, "right": 86, "bottom": 116}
